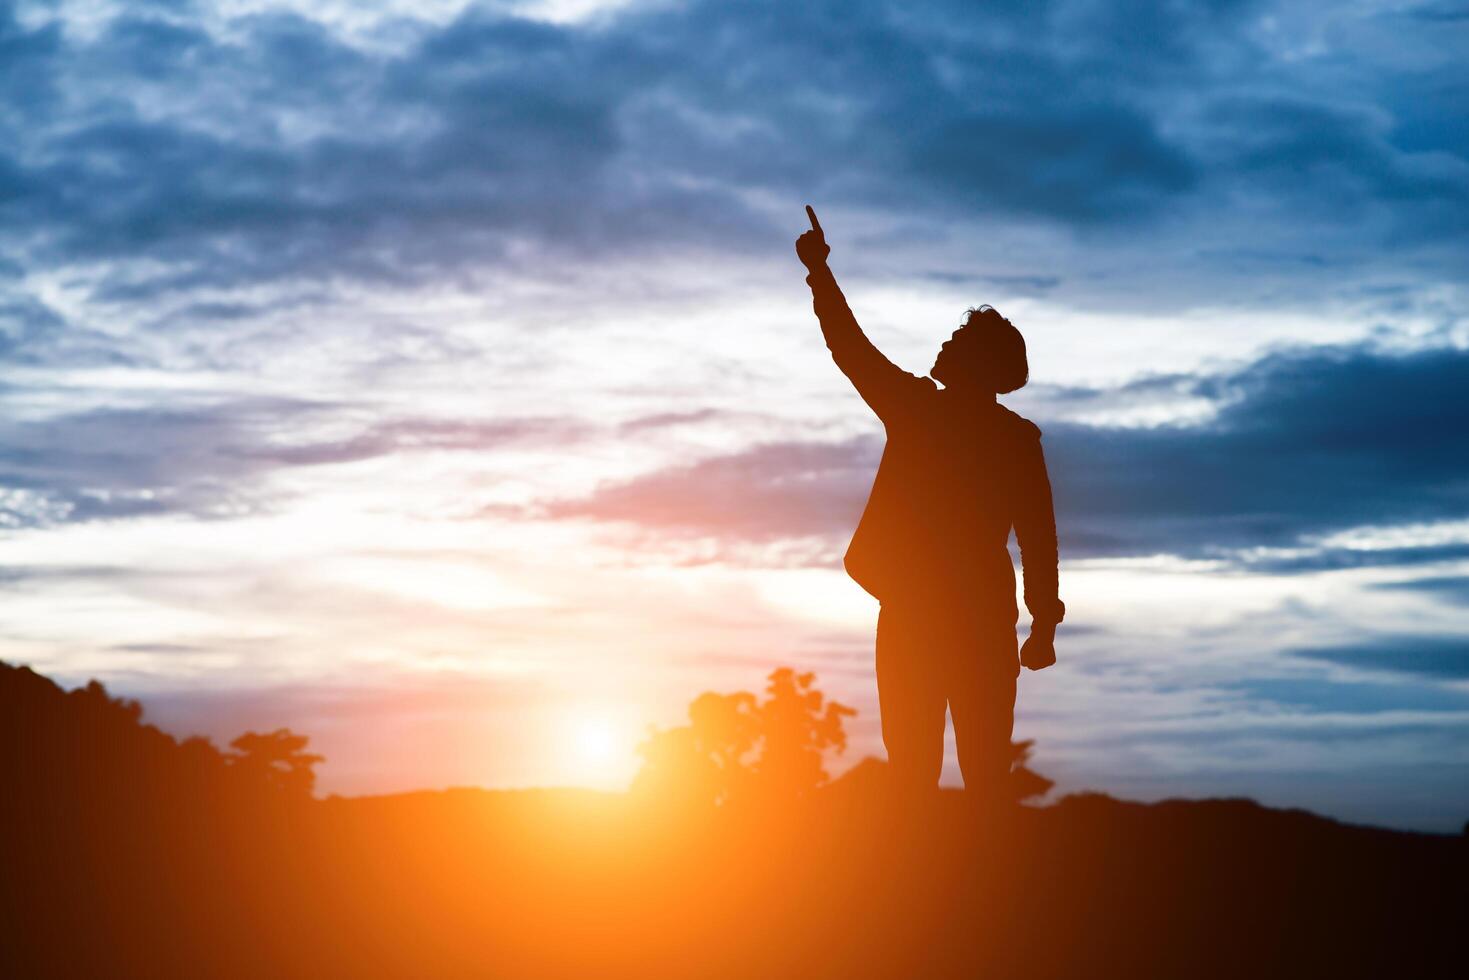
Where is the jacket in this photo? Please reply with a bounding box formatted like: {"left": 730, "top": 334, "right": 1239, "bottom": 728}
{"left": 807, "top": 265, "right": 1064, "bottom": 626}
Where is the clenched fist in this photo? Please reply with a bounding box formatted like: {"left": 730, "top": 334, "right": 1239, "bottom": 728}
{"left": 796, "top": 204, "right": 831, "bottom": 271}
{"left": 1020, "top": 622, "right": 1057, "bottom": 671}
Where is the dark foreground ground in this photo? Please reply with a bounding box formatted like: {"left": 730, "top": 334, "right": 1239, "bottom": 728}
{"left": 2, "top": 661, "right": 1464, "bottom": 978}
{"left": 5, "top": 783, "right": 1465, "bottom": 978}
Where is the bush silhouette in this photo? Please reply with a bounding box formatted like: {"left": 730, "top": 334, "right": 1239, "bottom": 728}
{"left": 751, "top": 667, "right": 856, "bottom": 797}
{"left": 634, "top": 667, "right": 854, "bottom": 805}
{"left": 0, "top": 661, "right": 323, "bottom": 808}
{"left": 634, "top": 667, "right": 1059, "bottom": 806}
{"left": 229, "top": 728, "right": 324, "bottom": 798}
{"left": 1008, "top": 738, "right": 1054, "bottom": 803}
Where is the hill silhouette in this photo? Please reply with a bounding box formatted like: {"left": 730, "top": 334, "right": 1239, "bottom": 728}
{"left": 2, "top": 660, "right": 1462, "bottom": 978}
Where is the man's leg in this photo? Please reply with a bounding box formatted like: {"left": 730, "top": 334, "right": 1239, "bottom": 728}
{"left": 949, "top": 624, "right": 1019, "bottom": 802}
{"left": 876, "top": 603, "right": 947, "bottom": 793}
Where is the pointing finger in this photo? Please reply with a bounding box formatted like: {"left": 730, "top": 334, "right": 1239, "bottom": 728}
{"left": 805, "top": 205, "right": 823, "bottom": 237}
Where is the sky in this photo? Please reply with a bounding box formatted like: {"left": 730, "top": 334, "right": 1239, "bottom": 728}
{"left": 2, "top": 0, "right": 1468, "bottom": 830}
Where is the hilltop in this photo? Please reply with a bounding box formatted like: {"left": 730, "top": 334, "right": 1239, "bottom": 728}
{"left": 2, "top": 661, "right": 1462, "bottom": 977}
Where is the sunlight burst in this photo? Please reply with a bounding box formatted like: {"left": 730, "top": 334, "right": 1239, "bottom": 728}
{"left": 573, "top": 719, "right": 618, "bottom": 764}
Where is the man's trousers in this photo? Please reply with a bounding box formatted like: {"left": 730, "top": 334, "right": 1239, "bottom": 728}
{"left": 875, "top": 601, "right": 1019, "bottom": 795}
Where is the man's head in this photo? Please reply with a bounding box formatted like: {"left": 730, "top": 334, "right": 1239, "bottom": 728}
{"left": 930, "top": 305, "right": 1028, "bottom": 394}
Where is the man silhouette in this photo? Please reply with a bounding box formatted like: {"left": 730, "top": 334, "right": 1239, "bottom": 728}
{"left": 796, "top": 206, "right": 1063, "bottom": 800}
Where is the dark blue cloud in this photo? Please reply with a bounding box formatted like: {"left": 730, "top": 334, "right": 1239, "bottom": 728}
{"left": 0, "top": 294, "right": 67, "bottom": 362}
{"left": 3, "top": 3, "right": 1467, "bottom": 568}
{"left": 907, "top": 102, "right": 1196, "bottom": 223}
{"left": 1290, "top": 638, "right": 1469, "bottom": 679}
{"left": 1240, "top": 545, "right": 1469, "bottom": 574}
{"left": 545, "top": 340, "right": 1469, "bottom": 565}
{"left": 1401, "top": 2, "right": 1469, "bottom": 24}
{"left": 1220, "top": 676, "right": 1469, "bottom": 714}
{"left": 1045, "top": 342, "right": 1469, "bottom": 555}
{"left": 0, "top": 0, "right": 1463, "bottom": 311}
{"left": 0, "top": 6, "right": 61, "bottom": 121}
{"left": 1372, "top": 576, "right": 1469, "bottom": 605}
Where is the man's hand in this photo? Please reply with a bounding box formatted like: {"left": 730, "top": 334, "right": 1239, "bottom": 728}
{"left": 796, "top": 204, "right": 831, "bottom": 271}
{"left": 1020, "top": 622, "right": 1057, "bottom": 671}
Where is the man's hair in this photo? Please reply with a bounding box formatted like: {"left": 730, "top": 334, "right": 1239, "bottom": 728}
{"left": 959, "top": 305, "right": 1028, "bottom": 394}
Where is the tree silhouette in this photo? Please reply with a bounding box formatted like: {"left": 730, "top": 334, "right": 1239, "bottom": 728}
{"left": 635, "top": 666, "right": 1057, "bottom": 806}
{"left": 634, "top": 667, "right": 854, "bottom": 805}
{"left": 633, "top": 690, "right": 757, "bottom": 805}
{"left": 752, "top": 668, "right": 856, "bottom": 798}
{"left": 228, "top": 728, "right": 324, "bottom": 798}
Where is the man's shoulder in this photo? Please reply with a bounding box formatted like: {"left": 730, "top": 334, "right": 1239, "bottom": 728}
{"left": 995, "top": 403, "right": 1043, "bottom": 440}
{"left": 872, "top": 374, "right": 939, "bottom": 430}
{"left": 891, "top": 373, "right": 940, "bottom": 407}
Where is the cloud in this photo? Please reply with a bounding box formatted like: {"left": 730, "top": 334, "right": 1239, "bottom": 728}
{"left": 0, "top": 292, "right": 132, "bottom": 368}
{"left": 1404, "top": 1, "right": 1469, "bottom": 22}
{"left": 1372, "top": 575, "right": 1469, "bottom": 605}
{"left": 1238, "top": 544, "right": 1469, "bottom": 574}
{"left": 0, "top": 0, "right": 1464, "bottom": 320}
{"left": 616, "top": 409, "right": 732, "bottom": 434}
{"left": 1289, "top": 637, "right": 1469, "bottom": 679}
{"left": 0, "top": 401, "right": 286, "bottom": 526}
{"left": 543, "top": 439, "right": 879, "bottom": 542}
{"left": 1219, "top": 676, "right": 1469, "bottom": 714}
{"left": 0, "top": 563, "right": 136, "bottom": 584}
{"left": 0, "top": 399, "right": 588, "bottom": 528}
{"left": 539, "top": 340, "right": 1469, "bottom": 565}
{"left": 1044, "top": 342, "right": 1469, "bottom": 554}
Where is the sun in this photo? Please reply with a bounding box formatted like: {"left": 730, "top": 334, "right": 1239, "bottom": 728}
{"left": 573, "top": 719, "right": 618, "bottom": 764}
{"left": 559, "top": 711, "right": 638, "bottom": 787}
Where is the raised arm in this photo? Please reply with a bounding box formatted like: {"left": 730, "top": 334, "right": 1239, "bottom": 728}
{"left": 797, "top": 206, "right": 926, "bottom": 424}
{"left": 1014, "top": 422, "right": 1064, "bottom": 670}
